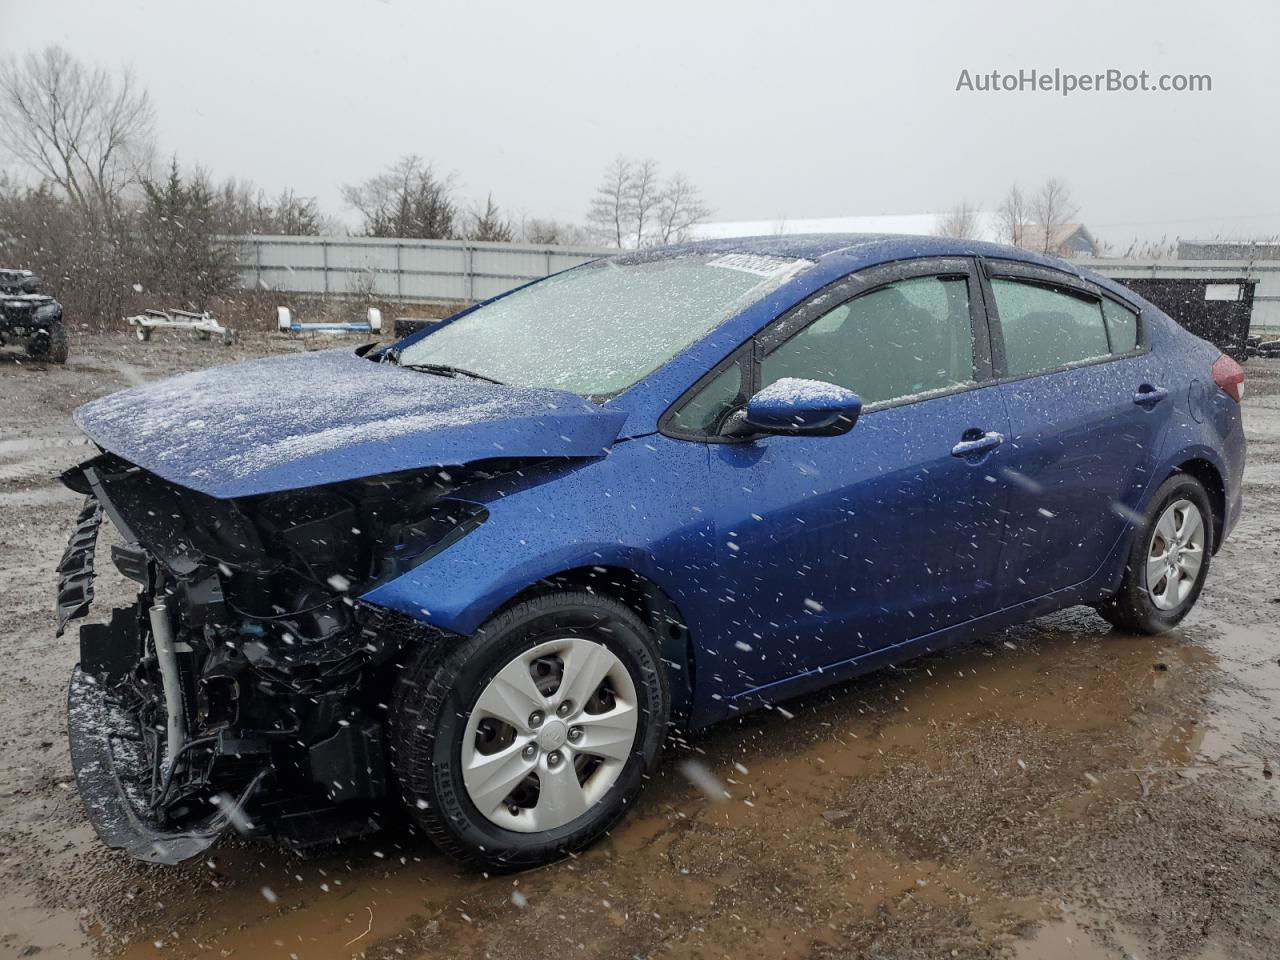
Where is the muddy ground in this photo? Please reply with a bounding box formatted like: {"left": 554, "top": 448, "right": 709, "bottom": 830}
{"left": 1, "top": 329, "right": 1278, "bottom": 960}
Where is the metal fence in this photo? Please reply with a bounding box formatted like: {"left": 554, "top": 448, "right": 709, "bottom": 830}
{"left": 228, "top": 235, "right": 616, "bottom": 303}
{"left": 226, "top": 237, "right": 1280, "bottom": 333}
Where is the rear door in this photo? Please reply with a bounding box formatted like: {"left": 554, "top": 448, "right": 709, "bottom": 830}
{"left": 980, "top": 259, "right": 1173, "bottom": 605}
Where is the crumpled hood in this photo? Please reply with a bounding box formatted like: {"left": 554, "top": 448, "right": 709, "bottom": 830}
{"left": 75, "top": 349, "right": 626, "bottom": 498}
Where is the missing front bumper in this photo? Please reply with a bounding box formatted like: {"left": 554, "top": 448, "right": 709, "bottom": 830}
{"left": 67, "top": 666, "right": 265, "bottom": 865}
{"left": 55, "top": 461, "right": 440, "bottom": 863}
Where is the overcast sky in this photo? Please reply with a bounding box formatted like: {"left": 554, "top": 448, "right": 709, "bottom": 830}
{"left": 3, "top": 0, "right": 1277, "bottom": 246}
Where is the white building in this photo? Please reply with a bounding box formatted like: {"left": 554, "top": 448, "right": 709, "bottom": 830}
{"left": 691, "top": 212, "right": 1100, "bottom": 258}
{"left": 690, "top": 212, "right": 1004, "bottom": 242}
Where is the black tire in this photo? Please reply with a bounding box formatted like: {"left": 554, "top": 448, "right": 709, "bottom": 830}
{"left": 26, "top": 320, "right": 68, "bottom": 363}
{"left": 135, "top": 325, "right": 151, "bottom": 342}
{"left": 390, "top": 591, "right": 669, "bottom": 870}
{"left": 1095, "top": 473, "right": 1214, "bottom": 634}
{"left": 46, "top": 320, "right": 68, "bottom": 363}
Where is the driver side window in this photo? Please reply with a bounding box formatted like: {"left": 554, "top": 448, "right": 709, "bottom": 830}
{"left": 762, "top": 275, "right": 976, "bottom": 406}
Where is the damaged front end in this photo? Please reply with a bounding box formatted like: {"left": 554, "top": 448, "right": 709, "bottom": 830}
{"left": 58, "top": 453, "right": 488, "bottom": 864}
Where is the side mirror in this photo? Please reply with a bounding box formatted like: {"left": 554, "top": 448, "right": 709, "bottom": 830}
{"left": 729, "top": 378, "right": 862, "bottom": 438}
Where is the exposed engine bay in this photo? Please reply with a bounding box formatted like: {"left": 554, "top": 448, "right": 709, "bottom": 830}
{"left": 58, "top": 451, "right": 494, "bottom": 863}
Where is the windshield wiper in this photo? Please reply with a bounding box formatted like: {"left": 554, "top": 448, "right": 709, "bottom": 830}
{"left": 399, "top": 361, "right": 504, "bottom": 385}
{"left": 382, "top": 348, "right": 504, "bottom": 384}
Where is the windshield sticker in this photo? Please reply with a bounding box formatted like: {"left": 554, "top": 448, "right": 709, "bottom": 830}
{"left": 706, "top": 254, "right": 804, "bottom": 277}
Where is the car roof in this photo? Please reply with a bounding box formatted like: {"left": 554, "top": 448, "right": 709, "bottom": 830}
{"left": 621, "top": 233, "right": 1079, "bottom": 273}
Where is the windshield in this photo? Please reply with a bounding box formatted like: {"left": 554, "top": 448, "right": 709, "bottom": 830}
{"left": 396, "top": 252, "right": 808, "bottom": 397}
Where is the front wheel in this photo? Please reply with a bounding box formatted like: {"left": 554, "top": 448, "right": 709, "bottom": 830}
{"left": 389, "top": 592, "right": 669, "bottom": 870}
{"left": 27, "top": 320, "right": 67, "bottom": 363}
{"left": 1095, "top": 473, "right": 1213, "bottom": 634}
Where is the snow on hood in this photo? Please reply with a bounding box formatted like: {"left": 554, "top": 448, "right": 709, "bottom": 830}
{"left": 75, "top": 349, "right": 627, "bottom": 498}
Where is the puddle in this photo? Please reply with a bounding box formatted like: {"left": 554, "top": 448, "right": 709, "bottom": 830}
{"left": 66, "top": 614, "right": 1263, "bottom": 960}
{"left": 3, "top": 354, "right": 1277, "bottom": 959}
{"left": 1012, "top": 914, "right": 1120, "bottom": 959}
{"left": 1, "top": 888, "right": 93, "bottom": 959}
{"left": 1014, "top": 911, "right": 1236, "bottom": 960}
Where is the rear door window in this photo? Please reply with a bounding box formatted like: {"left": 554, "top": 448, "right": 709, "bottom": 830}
{"left": 990, "top": 279, "right": 1111, "bottom": 376}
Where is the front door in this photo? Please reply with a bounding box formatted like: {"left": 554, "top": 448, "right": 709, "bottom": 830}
{"left": 704, "top": 258, "right": 1011, "bottom": 694}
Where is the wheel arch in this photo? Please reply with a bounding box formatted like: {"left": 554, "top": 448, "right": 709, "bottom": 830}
{"left": 492, "top": 565, "right": 698, "bottom": 724}
{"left": 1168, "top": 456, "right": 1226, "bottom": 553}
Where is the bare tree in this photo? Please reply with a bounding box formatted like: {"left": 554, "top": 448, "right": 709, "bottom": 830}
{"left": 342, "top": 155, "right": 457, "bottom": 239}
{"left": 587, "top": 157, "right": 711, "bottom": 248}
{"left": 0, "top": 46, "right": 155, "bottom": 221}
{"left": 215, "top": 179, "right": 328, "bottom": 236}
{"left": 267, "top": 189, "right": 325, "bottom": 236}
{"left": 515, "top": 216, "right": 590, "bottom": 245}
{"left": 211, "top": 176, "right": 259, "bottom": 234}
{"left": 656, "top": 173, "right": 711, "bottom": 244}
{"left": 586, "top": 156, "right": 634, "bottom": 248}
{"left": 935, "top": 202, "right": 980, "bottom": 240}
{"left": 1030, "top": 177, "right": 1078, "bottom": 254}
{"left": 629, "top": 158, "right": 662, "bottom": 248}
{"left": 464, "top": 193, "right": 514, "bottom": 242}
{"left": 997, "top": 184, "right": 1031, "bottom": 247}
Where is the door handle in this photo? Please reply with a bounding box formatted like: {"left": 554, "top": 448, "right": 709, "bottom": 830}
{"left": 951, "top": 430, "right": 1004, "bottom": 458}
{"left": 1134, "top": 384, "right": 1169, "bottom": 407}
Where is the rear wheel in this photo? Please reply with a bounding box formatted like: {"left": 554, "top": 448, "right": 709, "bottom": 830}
{"left": 1095, "top": 473, "right": 1213, "bottom": 634}
{"left": 390, "top": 592, "right": 669, "bottom": 870}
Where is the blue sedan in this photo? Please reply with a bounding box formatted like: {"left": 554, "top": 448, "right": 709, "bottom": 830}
{"left": 59, "top": 234, "right": 1246, "bottom": 869}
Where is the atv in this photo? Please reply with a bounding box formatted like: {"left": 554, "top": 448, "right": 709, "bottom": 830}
{"left": 1, "top": 268, "right": 67, "bottom": 363}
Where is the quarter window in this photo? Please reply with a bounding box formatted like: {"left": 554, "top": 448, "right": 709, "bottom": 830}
{"left": 667, "top": 362, "right": 743, "bottom": 435}
{"left": 761, "top": 275, "right": 976, "bottom": 406}
{"left": 990, "top": 279, "right": 1111, "bottom": 376}
{"left": 1103, "top": 299, "right": 1139, "bottom": 353}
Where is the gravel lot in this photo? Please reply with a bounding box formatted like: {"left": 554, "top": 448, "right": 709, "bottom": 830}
{"left": 1, "top": 330, "right": 1278, "bottom": 960}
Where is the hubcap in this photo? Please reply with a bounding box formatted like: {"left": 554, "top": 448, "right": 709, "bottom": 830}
{"left": 460, "top": 637, "right": 639, "bottom": 833}
{"left": 1145, "top": 498, "right": 1206, "bottom": 611}
{"left": 537, "top": 719, "right": 568, "bottom": 752}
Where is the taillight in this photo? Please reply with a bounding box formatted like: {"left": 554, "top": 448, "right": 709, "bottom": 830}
{"left": 1211, "top": 353, "right": 1245, "bottom": 403}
